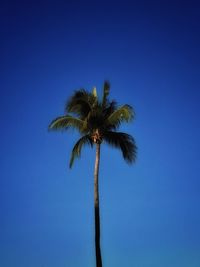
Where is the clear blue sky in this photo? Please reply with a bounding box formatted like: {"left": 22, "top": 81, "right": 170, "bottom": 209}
{"left": 1, "top": 1, "right": 200, "bottom": 266}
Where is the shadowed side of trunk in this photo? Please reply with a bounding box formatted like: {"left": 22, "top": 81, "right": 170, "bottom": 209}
{"left": 94, "top": 143, "right": 103, "bottom": 267}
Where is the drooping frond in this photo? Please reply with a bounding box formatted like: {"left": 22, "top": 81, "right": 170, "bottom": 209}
{"left": 102, "top": 80, "right": 110, "bottom": 108}
{"left": 48, "top": 115, "right": 85, "bottom": 133}
{"left": 103, "top": 131, "right": 137, "bottom": 163}
{"left": 65, "top": 89, "right": 97, "bottom": 118}
{"left": 106, "top": 105, "right": 135, "bottom": 129}
{"left": 69, "top": 135, "right": 93, "bottom": 168}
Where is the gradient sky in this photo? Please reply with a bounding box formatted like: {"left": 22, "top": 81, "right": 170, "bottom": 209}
{"left": 1, "top": 1, "right": 200, "bottom": 267}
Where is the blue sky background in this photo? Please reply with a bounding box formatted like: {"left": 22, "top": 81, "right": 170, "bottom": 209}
{"left": 1, "top": 1, "right": 200, "bottom": 266}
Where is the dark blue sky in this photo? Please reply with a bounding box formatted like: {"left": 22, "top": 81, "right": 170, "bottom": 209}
{"left": 1, "top": 1, "right": 200, "bottom": 266}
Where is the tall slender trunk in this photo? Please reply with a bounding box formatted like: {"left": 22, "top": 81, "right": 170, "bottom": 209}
{"left": 94, "top": 143, "right": 103, "bottom": 267}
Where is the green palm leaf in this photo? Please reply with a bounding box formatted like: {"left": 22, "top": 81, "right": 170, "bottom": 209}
{"left": 48, "top": 115, "right": 85, "bottom": 132}
{"left": 69, "top": 135, "right": 93, "bottom": 168}
{"left": 65, "top": 89, "right": 96, "bottom": 118}
{"left": 106, "top": 105, "right": 135, "bottom": 129}
{"left": 103, "top": 131, "right": 137, "bottom": 163}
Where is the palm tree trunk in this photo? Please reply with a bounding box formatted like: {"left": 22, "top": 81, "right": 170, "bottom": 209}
{"left": 94, "top": 143, "right": 103, "bottom": 267}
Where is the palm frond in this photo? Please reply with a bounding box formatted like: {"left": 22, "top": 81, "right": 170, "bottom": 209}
{"left": 69, "top": 135, "right": 93, "bottom": 168}
{"left": 65, "top": 89, "right": 96, "bottom": 118}
{"left": 106, "top": 105, "right": 135, "bottom": 129}
{"left": 103, "top": 131, "right": 137, "bottom": 163}
{"left": 48, "top": 115, "right": 85, "bottom": 132}
{"left": 102, "top": 80, "right": 110, "bottom": 108}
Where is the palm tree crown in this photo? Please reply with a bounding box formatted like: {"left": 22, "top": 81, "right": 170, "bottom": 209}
{"left": 49, "top": 81, "right": 137, "bottom": 168}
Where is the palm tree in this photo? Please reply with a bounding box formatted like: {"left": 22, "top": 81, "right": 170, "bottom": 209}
{"left": 49, "top": 81, "right": 137, "bottom": 267}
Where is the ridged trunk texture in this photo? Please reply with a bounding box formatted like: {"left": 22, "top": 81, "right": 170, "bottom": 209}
{"left": 94, "top": 143, "right": 103, "bottom": 267}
